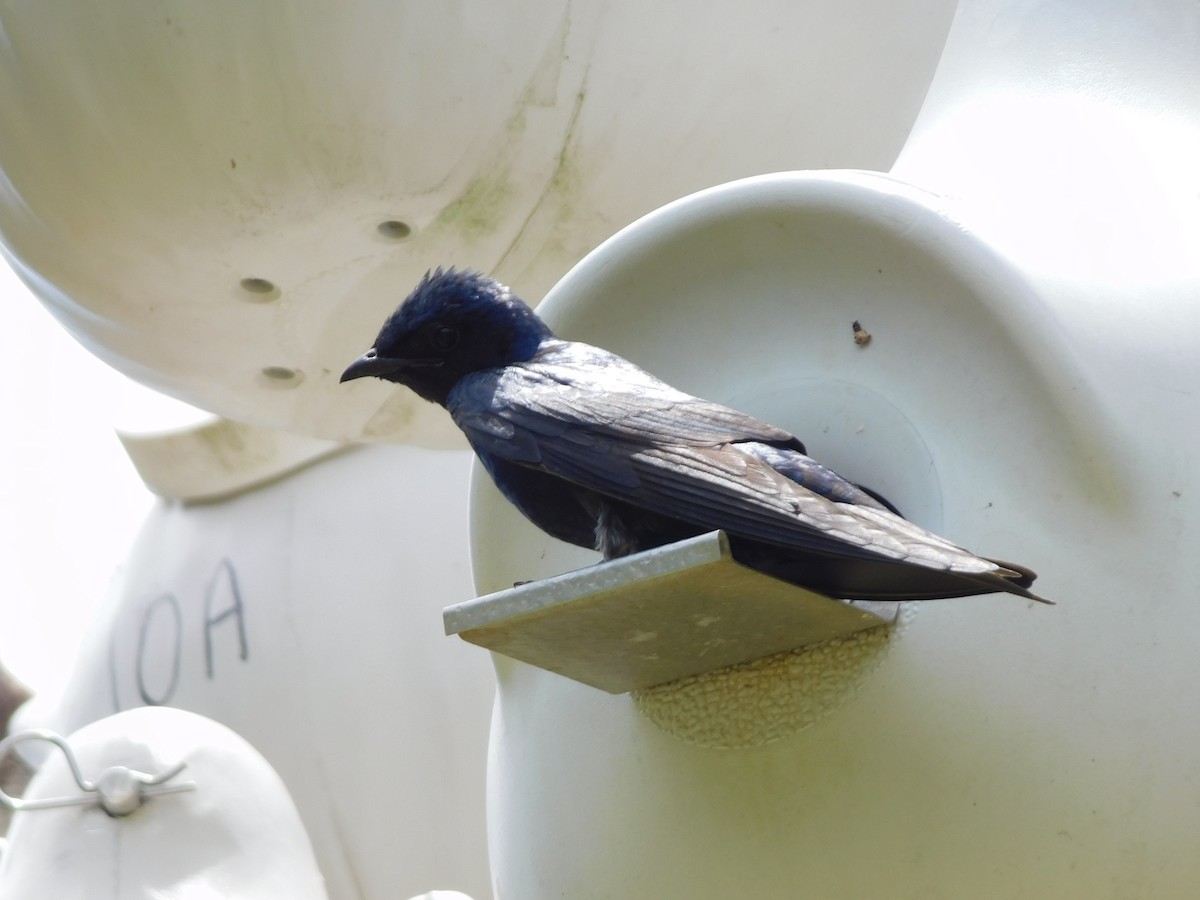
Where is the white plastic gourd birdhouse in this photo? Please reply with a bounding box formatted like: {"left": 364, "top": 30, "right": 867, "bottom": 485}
{"left": 464, "top": 2, "right": 1200, "bottom": 897}
{"left": 0, "top": 707, "right": 327, "bottom": 899}
{"left": 0, "top": 0, "right": 952, "bottom": 441}
{"left": 31, "top": 439, "right": 496, "bottom": 900}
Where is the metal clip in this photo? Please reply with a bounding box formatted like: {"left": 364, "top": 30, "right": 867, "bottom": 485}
{"left": 0, "top": 728, "right": 195, "bottom": 816}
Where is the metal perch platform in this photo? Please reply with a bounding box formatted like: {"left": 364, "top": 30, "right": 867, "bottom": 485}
{"left": 444, "top": 531, "right": 898, "bottom": 693}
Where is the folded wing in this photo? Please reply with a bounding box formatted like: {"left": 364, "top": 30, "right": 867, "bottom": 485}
{"left": 450, "top": 342, "right": 1026, "bottom": 585}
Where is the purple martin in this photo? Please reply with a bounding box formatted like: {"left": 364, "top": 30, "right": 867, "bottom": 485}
{"left": 342, "top": 268, "right": 1049, "bottom": 604}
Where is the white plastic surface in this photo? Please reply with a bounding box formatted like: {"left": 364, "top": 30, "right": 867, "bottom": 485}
{"left": 117, "top": 414, "right": 346, "bottom": 502}
{"left": 0, "top": 707, "right": 327, "bottom": 899}
{"left": 30, "top": 443, "right": 495, "bottom": 900}
{"left": 0, "top": 0, "right": 954, "bottom": 441}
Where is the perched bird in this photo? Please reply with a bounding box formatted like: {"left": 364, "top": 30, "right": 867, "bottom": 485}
{"left": 342, "top": 268, "right": 1049, "bottom": 604}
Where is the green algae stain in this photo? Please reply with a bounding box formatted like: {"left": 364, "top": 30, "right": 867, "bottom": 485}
{"left": 433, "top": 170, "right": 517, "bottom": 238}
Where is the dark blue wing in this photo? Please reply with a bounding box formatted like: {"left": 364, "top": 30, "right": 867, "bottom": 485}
{"left": 449, "top": 341, "right": 1006, "bottom": 577}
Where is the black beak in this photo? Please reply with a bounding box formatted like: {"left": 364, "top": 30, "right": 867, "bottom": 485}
{"left": 341, "top": 349, "right": 405, "bottom": 382}
{"left": 340, "top": 348, "right": 444, "bottom": 382}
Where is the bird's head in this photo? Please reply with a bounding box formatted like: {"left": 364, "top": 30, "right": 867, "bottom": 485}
{"left": 340, "top": 267, "right": 554, "bottom": 406}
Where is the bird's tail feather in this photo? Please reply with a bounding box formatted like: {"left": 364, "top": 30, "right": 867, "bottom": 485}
{"left": 987, "top": 558, "right": 1054, "bottom": 604}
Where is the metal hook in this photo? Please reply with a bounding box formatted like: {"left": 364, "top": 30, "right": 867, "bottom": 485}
{"left": 0, "top": 728, "right": 195, "bottom": 816}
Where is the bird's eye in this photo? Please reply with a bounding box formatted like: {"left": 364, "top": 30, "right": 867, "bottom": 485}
{"left": 430, "top": 325, "right": 459, "bottom": 351}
